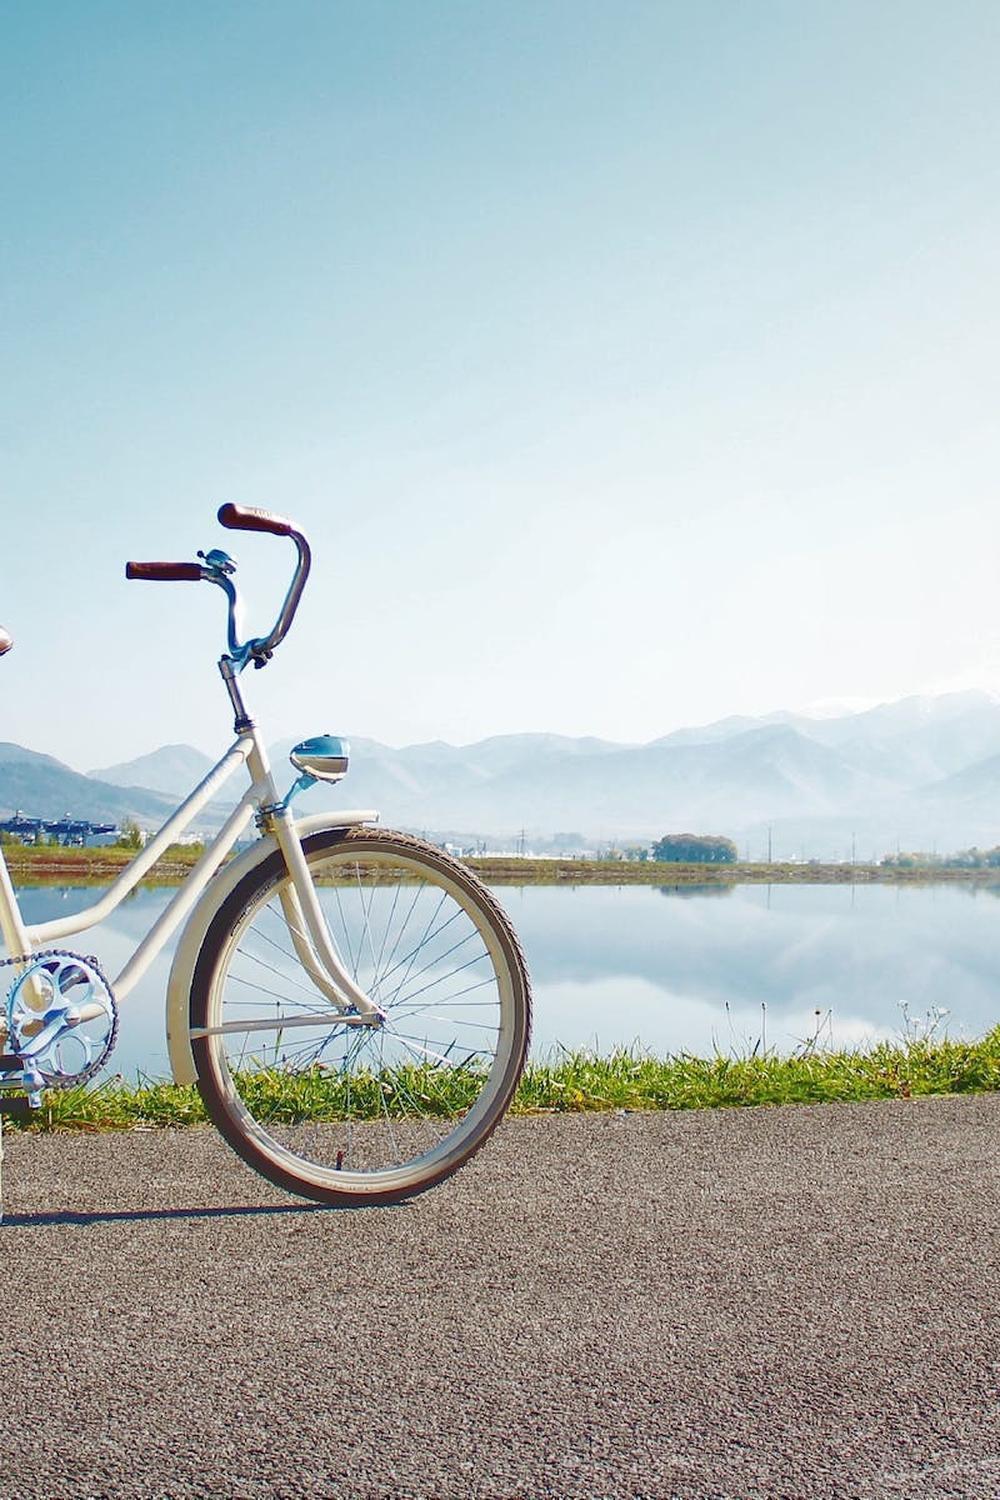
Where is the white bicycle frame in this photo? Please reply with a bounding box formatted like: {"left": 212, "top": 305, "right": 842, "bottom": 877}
{"left": 0, "top": 505, "right": 395, "bottom": 1216}
{"left": 0, "top": 724, "right": 379, "bottom": 1069}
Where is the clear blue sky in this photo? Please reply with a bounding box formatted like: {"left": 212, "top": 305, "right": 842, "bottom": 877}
{"left": 2, "top": 1, "right": 998, "bottom": 768}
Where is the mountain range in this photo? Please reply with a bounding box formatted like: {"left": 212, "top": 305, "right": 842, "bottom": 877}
{"left": 4, "top": 691, "right": 1000, "bottom": 859}
{"left": 0, "top": 742, "right": 175, "bottom": 827}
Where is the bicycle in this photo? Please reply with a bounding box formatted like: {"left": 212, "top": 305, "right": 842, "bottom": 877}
{"left": 0, "top": 504, "right": 531, "bottom": 1211}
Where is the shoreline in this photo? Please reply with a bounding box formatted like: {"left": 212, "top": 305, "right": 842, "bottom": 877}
{"left": 4, "top": 848, "right": 999, "bottom": 888}
{"left": 465, "top": 857, "right": 1000, "bottom": 886}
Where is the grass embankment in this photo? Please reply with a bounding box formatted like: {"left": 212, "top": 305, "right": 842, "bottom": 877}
{"left": 7, "top": 1031, "right": 1000, "bottom": 1132}
{"left": 2, "top": 842, "right": 203, "bottom": 885}
{"left": 6, "top": 843, "right": 997, "bottom": 887}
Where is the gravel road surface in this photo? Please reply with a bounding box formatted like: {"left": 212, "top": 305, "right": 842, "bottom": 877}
{"left": 3, "top": 1095, "right": 1000, "bottom": 1499}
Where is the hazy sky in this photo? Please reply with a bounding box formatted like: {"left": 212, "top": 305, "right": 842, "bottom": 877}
{"left": 2, "top": 1, "right": 999, "bottom": 770}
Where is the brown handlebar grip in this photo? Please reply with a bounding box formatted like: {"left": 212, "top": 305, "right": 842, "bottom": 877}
{"left": 217, "top": 503, "right": 293, "bottom": 537}
{"left": 125, "top": 562, "right": 204, "bottom": 581}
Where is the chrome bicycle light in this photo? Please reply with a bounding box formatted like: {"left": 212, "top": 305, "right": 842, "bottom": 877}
{"left": 289, "top": 735, "right": 350, "bottom": 784}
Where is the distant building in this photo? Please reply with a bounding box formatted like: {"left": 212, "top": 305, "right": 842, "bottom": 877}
{"left": 0, "top": 811, "right": 119, "bottom": 847}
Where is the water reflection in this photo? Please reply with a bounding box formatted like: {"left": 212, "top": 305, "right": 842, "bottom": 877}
{"left": 507, "top": 880, "right": 1000, "bottom": 1059}
{"left": 655, "top": 884, "right": 732, "bottom": 899}
{"left": 8, "top": 879, "right": 1000, "bottom": 1080}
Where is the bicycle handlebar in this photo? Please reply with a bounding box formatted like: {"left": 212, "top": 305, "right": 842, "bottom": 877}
{"left": 250, "top": 515, "right": 311, "bottom": 665}
{"left": 125, "top": 505, "right": 311, "bottom": 670}
{"left": 218, "top": 502, "right": 293, "bottom": 538}
{"left": 125, "top": 562, "right": 204, "bottom": 582}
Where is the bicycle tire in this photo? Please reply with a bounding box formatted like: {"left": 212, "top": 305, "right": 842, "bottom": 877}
{"left": 189, "top": 826, "right": 531, "bottom": 1205}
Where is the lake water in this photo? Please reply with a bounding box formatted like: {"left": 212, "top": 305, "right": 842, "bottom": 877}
{"left": 9, "top": 880, "right": 1000, "bottom": 1081}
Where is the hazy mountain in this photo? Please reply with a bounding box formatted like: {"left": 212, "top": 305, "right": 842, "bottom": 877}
{"left": 917, "top": 751, "right": 1000, "bottom": 808}
{"left": 265, "top": 731, "right": 634, "bottom": 823}
{"left": 88, "top": 743, "right": 216, "bottom": 798}
{"left": 791, "top": 692, "right": 1000, "bottom": 785}
{"left": 425, "top": 726, "right": 896, "bottom": 838}
{"left": 654, "top": 693, "right": 1000, "bottom": 791}
{"left": 261, "top": 724, "right": 895, "bottom": 847}
{"left": 0, "top": 743, "right": 174, "bottom": 824}
{"left": 653, "top": 711, "right": 799, "bottom": 748}
{"left": 282, "top": 700, "right": 1000, "bottom": 854}
{"left": 457, "top": 733, "right": 630, "bottom": 775}
{"left": 8, "top": 688, "right": 1000, "bottom": 857}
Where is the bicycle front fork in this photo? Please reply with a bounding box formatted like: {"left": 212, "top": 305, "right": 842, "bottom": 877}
{"left": 269, "top": 810, "right": 385, "bottom": 1023}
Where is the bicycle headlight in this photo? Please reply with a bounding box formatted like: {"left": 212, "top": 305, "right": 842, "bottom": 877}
{"left": 289, "top": 735, "right": 350, "bottom": 784}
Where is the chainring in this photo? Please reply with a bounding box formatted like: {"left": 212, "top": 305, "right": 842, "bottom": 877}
{"left": 3, "top": 950, "right": 118, "bottom": 1089}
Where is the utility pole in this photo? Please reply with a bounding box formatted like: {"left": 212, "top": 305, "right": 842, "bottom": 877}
{"left": 767, "top": 824, "right": 772, "bottom": 863}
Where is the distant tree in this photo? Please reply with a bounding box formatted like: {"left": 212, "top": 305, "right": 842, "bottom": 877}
{"left": 957, "top": 846, "right": 1000, "bottom": 869}
{"left": 881, "top": 850, "right": 936, "bottom": 869}
{"left": 883, "top": 845, "right": 1000, "bottom": 870}
{"left": 653, "top": 833, "right": 738, "bottom": 864}
{"left": 116, "top": 817, "right": 144, "bottom": 851}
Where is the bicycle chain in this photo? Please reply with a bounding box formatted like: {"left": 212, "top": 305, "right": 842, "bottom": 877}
{"left": 0, "top": 948, "right": 120, "bottom": 1090}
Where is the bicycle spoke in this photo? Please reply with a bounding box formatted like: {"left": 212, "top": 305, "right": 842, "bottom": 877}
{"left": 373, "top": 880, "right": 402, "bottom": 980}
{"left": 369, "top": 880, "right": 426, "bottom": 997}
{"left": 230, "top": 952, "right": 326, "bottom": 1003}
{"left": 374, "top": 901, "right": 463, "bottom": 994}
{"left": 391, "top": 949, "right": 494, "bottom": 1009}
{"left": 333, "top": 884, "right": 358, "bottom": 979}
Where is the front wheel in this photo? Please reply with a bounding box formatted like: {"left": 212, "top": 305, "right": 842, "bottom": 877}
{"left": 189, "top": 828, "right": 531, "bottom": 1205}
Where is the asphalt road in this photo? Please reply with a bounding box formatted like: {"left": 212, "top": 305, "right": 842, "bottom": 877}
{"left": 3, "top": 1095, "right": 1000, "bottom": 1499}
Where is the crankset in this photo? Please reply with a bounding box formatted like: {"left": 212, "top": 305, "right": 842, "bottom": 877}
{"left": 0, "top": 951, "right": 118, "bottom": 1110}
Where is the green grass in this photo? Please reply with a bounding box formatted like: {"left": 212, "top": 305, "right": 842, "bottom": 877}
{"left": 6, "top": 1029, "right": 1000, "bottom": 1131}
{"left": 517, "top": 1032, "right": 1000, "bottom": 1109}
